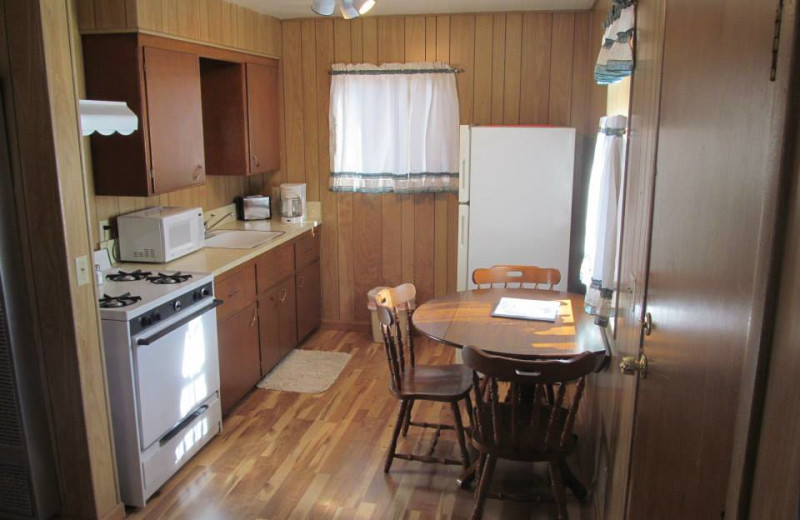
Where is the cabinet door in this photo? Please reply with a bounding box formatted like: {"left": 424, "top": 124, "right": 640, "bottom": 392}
{"left": 296, "top": 259, "right": 321, "bottom": 342}
{"left": 257, "top": 286, "right": 282, "bottom": 376}
{"left": 217, "top": 302, "right": 260, "bottom": 415}
{"left": 278, "top": 279, "right": 297, "bottom": 357}
{"left": 245, "top": 62, "right": 280, "bottom": 173}
{"left": 143, "top": 47, "right": 206, "bottom": 193}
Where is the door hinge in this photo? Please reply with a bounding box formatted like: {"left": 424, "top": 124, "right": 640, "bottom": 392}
{"left": 771, "top": 0, "right": 784, "bottom": 81}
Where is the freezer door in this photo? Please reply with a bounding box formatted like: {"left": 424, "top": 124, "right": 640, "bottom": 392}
{"left": 458, "top": 125, "right": 471, "bottom": 203}
{"left": 456, "top": 204, "right": 470, "bottom": 291}
{"left": 466, "top": 126, "right": 575, "bottom": 291}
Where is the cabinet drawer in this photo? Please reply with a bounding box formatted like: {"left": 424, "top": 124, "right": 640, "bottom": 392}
{"left": 256, "top": 242, "right": 294, "bottom": 294}
{"left": 215, "top": 262, "right": 256, "bottom": 321}
{"left": 295, "top": 229, "right": 320, "bottom": 270}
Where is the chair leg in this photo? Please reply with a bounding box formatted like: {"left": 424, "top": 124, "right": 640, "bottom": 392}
{"left": 471, "top": 454, "right": 496, "bottom": 520}
{"left": 464, "top": 393, "right": 475, "bottom": 430}
{"left": 385, "top": 400, "right": 408, "bottom": 473}
{"left": 473, "top": 453, "right": 487, "bottom": 499}
{"left": 402, "top": 399, "right": 414, "bottom": 437}
{"left": 549, "top": 460, "right": 569, "bottom": 520}
{"left": 451, "top": 402, "right": 471, "bottom": 468}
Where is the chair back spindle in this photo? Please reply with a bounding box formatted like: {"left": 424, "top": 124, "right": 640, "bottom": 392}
{"left": 375, "top": 284, "right": 418, "bottom": 393}
{"left": 462, "top": 346, "right": 595, "bottom": 453}
{"left": 472, "top": 265, "right": 562, "bottom": 290}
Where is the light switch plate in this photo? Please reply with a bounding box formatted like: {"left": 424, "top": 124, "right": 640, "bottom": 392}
{"left": 75, "top": 255, "right": 90, "bottom": 286}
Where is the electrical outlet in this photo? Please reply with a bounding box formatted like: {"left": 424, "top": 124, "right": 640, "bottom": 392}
{"left": 75, "top": 255, "right": 90, "bottom": 286}
{"left": 99, "top": 219, "right": 113, "bottom": 242}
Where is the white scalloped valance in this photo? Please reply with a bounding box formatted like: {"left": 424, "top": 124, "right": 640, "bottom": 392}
{"left": 79, "top": 100, "right": 138, "bottom": 136}
{"left": 595, "top": 1, "right": 635, "bottom": 85}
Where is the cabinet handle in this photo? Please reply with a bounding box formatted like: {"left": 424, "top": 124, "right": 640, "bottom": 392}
{"left": 279, "top": 288, "right": 287, "bottom": 303}
{"left": 252, "top": 154, "right": 259, "bottom": 168}
{"left": 250, "top": 306, "right": 257, "bottom": 327}
{"left": 298, "top": 276, "right": 305, "bottom": 289}
{"left": 193, "top": 164, "right": 203, "bottom": 180}
{"left": 311, "top": 227, "right": 316, "bottom": 238}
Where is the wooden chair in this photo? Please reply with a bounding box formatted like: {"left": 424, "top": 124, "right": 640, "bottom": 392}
{"left": 462, "top": 345, "right": 595, "bottom": 520}
{"left": 374, "top": 286, "right": 474, "bottom": 473}
{"left": 472, "top": 265, "right": 561, "bottom": 290}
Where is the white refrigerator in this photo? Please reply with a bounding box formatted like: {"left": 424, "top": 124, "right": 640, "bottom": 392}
{"left": 456, "top": 125, "right": 576, "bottom": 292}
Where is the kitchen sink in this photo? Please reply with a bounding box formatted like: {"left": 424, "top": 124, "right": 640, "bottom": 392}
{"left": 204, "top": 230, "right": 284, "bottom": 249}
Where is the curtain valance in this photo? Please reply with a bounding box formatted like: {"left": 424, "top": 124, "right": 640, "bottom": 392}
{"left": 595, "top": 0, "right": 635, "bottom": 85}
{"left": 329, "top": 62, "right": 460, "bottom": 194}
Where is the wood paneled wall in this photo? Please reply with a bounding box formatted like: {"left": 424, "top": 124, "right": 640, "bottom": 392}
{"left": 1, "top": 0, "right": 124, "bottom": 517}
{"left": 281, "top": 12, "right": 603, "bottom": 326}
{"left": 76, "top": 0, "right": 283, "bottom": 246}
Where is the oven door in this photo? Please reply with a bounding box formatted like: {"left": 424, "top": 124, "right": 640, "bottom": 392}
{"left": 133, "top": 300, "right": 221, "bottom": 450}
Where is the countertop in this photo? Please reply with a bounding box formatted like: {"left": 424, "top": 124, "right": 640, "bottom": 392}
{"left": 117, "top": 218, "right": 321, "bottom": 278}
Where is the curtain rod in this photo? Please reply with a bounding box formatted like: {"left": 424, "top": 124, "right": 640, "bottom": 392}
{"left": 328, "top": 68, "right": 465, "bottom": 75}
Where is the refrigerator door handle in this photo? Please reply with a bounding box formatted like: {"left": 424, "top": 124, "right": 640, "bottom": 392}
{"left": 459, "top": 126, "right": 470, "bottom": 203}
{"left": 456, "top": 204, "right": 469, "bottom": 292}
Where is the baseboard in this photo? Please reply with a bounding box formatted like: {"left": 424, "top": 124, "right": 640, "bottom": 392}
{"left": 100, "top": 502, "right": 126, "bottom": 520}
{"left": 320, "top": 320, "right": 371, "bottom": 332}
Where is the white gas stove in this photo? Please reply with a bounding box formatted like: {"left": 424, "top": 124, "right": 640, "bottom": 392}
{"left": 98, "top": 267, "right": 222, "bottom": 507}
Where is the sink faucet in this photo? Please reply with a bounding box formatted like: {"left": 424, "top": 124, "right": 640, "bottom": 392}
{"left": 204, "top": 211, "right": 234, "bottom": 234}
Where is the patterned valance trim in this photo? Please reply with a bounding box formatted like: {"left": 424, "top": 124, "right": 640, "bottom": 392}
{"left": 330, "top": 185, "right": 458, "bottom": 194}
{"left": 331, "top": 171, "right": 459, "bottom": 179}
{"left": 599, "top": 127, "right": 626, "bottom": 137}
{"left": 331, "top": 68, "right": 458, "bottom": 75}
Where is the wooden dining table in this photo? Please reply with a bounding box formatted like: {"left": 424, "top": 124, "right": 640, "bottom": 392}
{"left": 410, "top": 287, "right": 609, "bottom": 495}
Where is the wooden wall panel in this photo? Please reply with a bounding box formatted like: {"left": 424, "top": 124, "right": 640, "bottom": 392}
{"left": 284, "top": 12, "right": 603, "bottom": 326}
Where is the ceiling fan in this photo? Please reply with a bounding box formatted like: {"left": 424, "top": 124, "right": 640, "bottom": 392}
{"left": 311, "top": 0, "right": 376, "bottom": 19}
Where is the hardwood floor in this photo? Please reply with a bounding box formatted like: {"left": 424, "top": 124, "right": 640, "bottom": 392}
{"left": 128, "top": 330, "right": 585, "bottom": 519}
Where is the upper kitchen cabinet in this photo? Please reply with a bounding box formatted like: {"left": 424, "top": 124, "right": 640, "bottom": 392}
{"left": 245, "top": 63, "right": 280, "bottom": 174}
{"left": 82, "top": 33, "right": 282, "bottom": 195}
{"left": 82, "top": 34, "right": 206, "bottom": 196}
{"left": 199, "top": 59, "right": 280, "bottom": 176}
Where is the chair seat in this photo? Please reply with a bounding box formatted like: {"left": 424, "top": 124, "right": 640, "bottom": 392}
{"left": 389, "top": 364, "right": 473, "bottom": 401}
{"left": 471, "top": 402, "right": 575, "bottom": 460}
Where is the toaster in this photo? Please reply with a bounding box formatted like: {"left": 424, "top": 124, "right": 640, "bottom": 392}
{"left": 235, "top": 195, "right": 271, "bottom": 221}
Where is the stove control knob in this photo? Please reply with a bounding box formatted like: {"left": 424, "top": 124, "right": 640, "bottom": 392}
{"left": 152, "top": 311, "right": 161, "bottom": 322}
{"left": 140, "top": 316, "right": 151, "bottom": 328}
{"left": 200, "top": 287, "right": 211, "bottom": 298}
{"left": 173, "top": 300, "right": 182, "bottom": 312}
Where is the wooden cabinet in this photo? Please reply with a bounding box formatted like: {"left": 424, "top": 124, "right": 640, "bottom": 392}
{"left": 296, "top": 259, "right": 321, "bottom": 342}
{"left": 199, "top": 60, "right": 280, "bottom": 176}
{"left": 217, "top": 302, "right": 260, "bottom": 415}
{"left": 82, "top": 33, "right": 281, "bottom": 194}
{"left": 245, "top": 63, "right": 280, "bottom": 173}
{"left": 215, "top": 228, "right": 322, "bottom": 414}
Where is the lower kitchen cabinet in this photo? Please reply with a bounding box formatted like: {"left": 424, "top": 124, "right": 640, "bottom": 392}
{"left": 296, "top": 259, "right": 321, "bottom": 342}
{"left": 217, "top": 301, "right": 260, "bottom": 415}
{"left": 257, "top": 276, "right": 297, "bottom": 375}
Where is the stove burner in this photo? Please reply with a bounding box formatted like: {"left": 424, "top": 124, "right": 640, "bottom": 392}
{"left": 99, "top": 293, "right": 142, "bottom": 309}
{"left": 147, "top": 272, "right": 193, "bottom": 285}
{"left": 106, "top": 269, "right": 152, "bottom": 282}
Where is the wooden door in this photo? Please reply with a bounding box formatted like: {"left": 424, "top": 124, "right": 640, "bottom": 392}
{"left": 218, "top": 302, "right": 260, "bottom": 415}
{"left": 257, "top": 286, "right": 282, "bottom": 376}
{"left": 278, "top": 278, "right": 297, "bottom": 357}
{"left": 143, "top": 47, "right": 206, "bottom": 193}
{"left": 296, "top": 259, "right": 321, "bottom": 342}
{"left": 245, "top": 62, "right": 280, "bottom": 173}
{"left": 625, "top": 0, "right": 783, "bottom": 517}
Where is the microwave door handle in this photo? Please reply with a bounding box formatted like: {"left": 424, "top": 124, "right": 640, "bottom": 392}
{"left": 136, "top": 299, "right": 223, "bottom": 346}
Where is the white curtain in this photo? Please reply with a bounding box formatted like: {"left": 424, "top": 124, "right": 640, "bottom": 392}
{"left": 581, "top": 115, "right": 627, "bottom": 319}
{"left": 329, "top": 62, "right": 460, "bottom": 193}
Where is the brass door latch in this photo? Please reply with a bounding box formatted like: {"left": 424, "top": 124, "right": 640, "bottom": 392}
{"left": 620, "top": 354, "right": 648, "bottom": 378}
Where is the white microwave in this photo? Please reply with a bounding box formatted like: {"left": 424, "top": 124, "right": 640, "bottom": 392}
{"left": 117, "top": 207, "right": 204, "bottom": 263}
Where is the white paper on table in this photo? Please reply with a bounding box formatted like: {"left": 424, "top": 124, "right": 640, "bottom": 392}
{"left": 491, "top": 297, "right": 561, "bottom": 322}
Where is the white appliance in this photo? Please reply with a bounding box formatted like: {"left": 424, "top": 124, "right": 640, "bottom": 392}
{"left": 279, "top": 183, "right": 306, "bottom": 224}
{"left": 117, "top": 206, "right": 205, "bottom": 263}
{"left": 98, "top": 269, "right": 222, "bottom": 507}
{"left": 457, "top": 125, "right": 575, "bottom": 292}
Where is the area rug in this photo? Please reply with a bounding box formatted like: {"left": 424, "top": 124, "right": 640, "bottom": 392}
{"left": 256, "top": 349, "right": 352, "bottom": 394}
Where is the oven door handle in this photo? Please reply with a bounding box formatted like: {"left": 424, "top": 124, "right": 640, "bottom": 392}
{"left": 136, "top": 299, "right": 223, "bottom": 346}
{"left": 159, "top": 404, "right": 209, "bottom": 446}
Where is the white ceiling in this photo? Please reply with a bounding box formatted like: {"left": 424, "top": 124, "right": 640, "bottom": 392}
{"left": 229, "top": 0, "right": 595, "bottom": 19}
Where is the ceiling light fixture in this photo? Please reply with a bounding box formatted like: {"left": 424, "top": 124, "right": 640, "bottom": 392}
{"left": 311, "top": 0, "right": 376, "bottom": 18}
